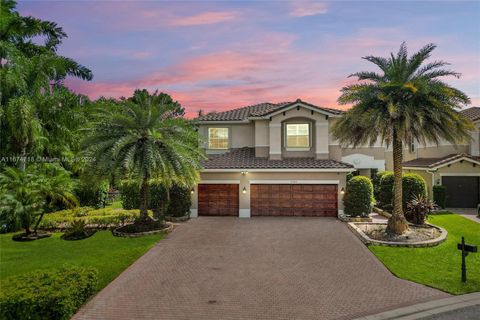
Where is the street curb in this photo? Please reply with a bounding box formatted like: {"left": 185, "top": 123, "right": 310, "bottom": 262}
{"left": 353, "top": 292, "right": 480, "bottom": 320}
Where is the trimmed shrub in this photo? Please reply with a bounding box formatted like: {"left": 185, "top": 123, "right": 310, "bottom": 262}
{"left": 167, "top": 185, "right": 191, "bottom": 217}
{"left": 74, "top": 180, "right": 109, "bottom": 209}
{"left": 119, "top": 181, "right": 169, "bottom": 216}
{"left": 433, "top": 185, "right": 447, "bottom": 209}
{"left": 150, "top": 182, "right": 169, "bottom": 219}
{"left": 376, "top": 172, "right": 427, "bottom": 211}
{"left": 377, "top": 171, "right": 394, "bottom": 208}
{"left": 372, "top": 170, "right": 388, "bottom": 202}
{"left": 402, "top": 173, "right": 427, "bottom": 210}
{"left": 119, "top": 181, "right": 140, "bottom": 210}
{"left": 0, "top": 267, "right": 98, "bottom": 320}
{"left": 343, "top": 176, "right": 374, "bottom": 217}
{"left": 39, "top": 207, "right": 139, "bottom": 230}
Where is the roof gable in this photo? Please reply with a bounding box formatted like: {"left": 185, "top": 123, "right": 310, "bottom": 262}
{"left": 197, "top": 99, "right": 344, "bottom": 122}
{"left": 403, "top": 153, "right": 480, "bottom": 170}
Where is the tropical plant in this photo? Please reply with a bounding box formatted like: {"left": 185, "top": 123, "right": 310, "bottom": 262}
{"left": 0, "top": 164, "right": 77, "bottom": 235}
{"left": 332, "top": 42, "right": 473, "bottom": 234}
{"left": 405, "top": 194, "right": 435, "bottom": 225}
{"left": 1, "top": 0, "right": 92, "bottom": 167}
{"left": 82, "top": 90, "right": 204, "bottom": 225}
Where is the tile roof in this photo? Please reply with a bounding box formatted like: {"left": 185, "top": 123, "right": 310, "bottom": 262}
{"left": 202, "top": 147, "right": 354, "bottom": 170}
{"left": 460, "top": 107, "right": 480, "bottom": 122}
{"left": 402, "top": 153, "right": 480, "bottom": 169}
{"left": 197, "top": 99, "right": 344, "bottom": 122}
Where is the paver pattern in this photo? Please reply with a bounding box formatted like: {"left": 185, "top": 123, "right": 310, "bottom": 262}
{"left": 74, "top": 217, "right": 448, "bottom": 320}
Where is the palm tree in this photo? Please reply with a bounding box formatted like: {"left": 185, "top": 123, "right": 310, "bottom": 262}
{"left": 332, "top": 43, "right": 473, "bottom": 235}
{"left": 82, "top": 90, "right": 204, "bottom": 223}
{"left": 0, "top": 164, "right": 77, "bottom": 235}
{"left": 1, "top": 0, "right": 92, "bottom": 168}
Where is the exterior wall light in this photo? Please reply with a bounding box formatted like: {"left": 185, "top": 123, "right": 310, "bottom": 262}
{"left": 340, "top": 187, "right": 345, "bottom": 195}
{"left": 241, "top": 171, "right": 248, "bottom": 175}
{"left": 190, "top": 188, "right": 195, "bottom": 194}
{"left": 242, "top": 187, "right": 247, "bottom": 194}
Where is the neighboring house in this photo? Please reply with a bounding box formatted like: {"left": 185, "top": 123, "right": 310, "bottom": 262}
{"left": 190, "top": 100, "right": 480, "bottom": 218}
{"left": 404, "top": 107, "right": 480, "bottom": 208}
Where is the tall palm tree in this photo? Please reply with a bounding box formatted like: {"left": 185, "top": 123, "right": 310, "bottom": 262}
{"left": 82, "top": 90, "right": 204, "bottom": 222}
{"left": 332, "top": 43, "right": 473, "bottom": 235}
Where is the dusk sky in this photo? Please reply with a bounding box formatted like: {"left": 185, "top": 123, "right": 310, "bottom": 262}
{"left": 19, "top": 1, "right": 480, "bottom": 117}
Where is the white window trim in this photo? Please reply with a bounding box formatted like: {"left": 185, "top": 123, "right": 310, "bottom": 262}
{"left": 208, "top": 127, "right": 229, "bottom": 150}
{"left": 284, "top": 122, "right": 311, "bottom": 150}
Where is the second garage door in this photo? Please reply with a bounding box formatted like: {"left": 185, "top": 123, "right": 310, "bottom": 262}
{"left": 442, "top": 176, "right": 480, "bottom": 208}
{"left": 198, "top": 184, "right": 239, "bottom": 216}
{"left": 251, "top": 184, "right": 338, "bottom": 217}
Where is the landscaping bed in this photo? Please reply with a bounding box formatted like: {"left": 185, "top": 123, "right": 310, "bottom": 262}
{"left": 370, "top": 213, "right": 480, "bottom": 294}
{"left": 349, "top": 222, "right": 446, "bottom": 247}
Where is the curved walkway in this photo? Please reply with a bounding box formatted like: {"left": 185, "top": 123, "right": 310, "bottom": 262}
{"left": 74, "top": 217, "right": 448, "bottom": 320}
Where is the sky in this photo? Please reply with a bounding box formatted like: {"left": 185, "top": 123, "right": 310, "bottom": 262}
{"left": 19, "top": 0, "right": 480, "bottom": 117}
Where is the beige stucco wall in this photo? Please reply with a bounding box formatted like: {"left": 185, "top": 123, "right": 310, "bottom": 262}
{"left": 404, "top": 161, "right": 480, "bottom": 198}
{"left": 191, "top": 171, "right": 348, "bottom": 216}
{"left": 268, "top": 107, "right": 329, "bottom": 160}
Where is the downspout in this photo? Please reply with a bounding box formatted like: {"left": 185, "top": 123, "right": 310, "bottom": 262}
{"left": 426, "top": 169, "right": 438, "bottom": 199}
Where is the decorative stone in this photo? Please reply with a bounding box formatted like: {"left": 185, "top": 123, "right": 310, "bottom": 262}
{"left": 348, "top": 222, "right": 447, "bottom": 247}
{"left": 113, "top": 222, "right": 174, "bottom": 238}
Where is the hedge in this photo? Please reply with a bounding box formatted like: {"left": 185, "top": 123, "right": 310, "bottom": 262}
{"left": 377, "top": 171, "right": 394, "bottom": 208}
{"left": 0, "top": 267, "right": 97, "bottom": 320}
{"left": 119, "top": 180, "right": 169, "bottom": 216}
{"left": 344, "top": 176, "right": 374, "bottom": 217}
{"left": 376, "top": 172, "right": 428, "bottom": 210}
{"left": 167, "top": 185, "right": 191, "bottom": 217}
{"left": 433, "top": 185, "right": 447, "bottom": 209}
{"left": 74, "top": 180, "right": 109, "bottom": 209}
{"left": 39, "top": 207, "right": 139, "bottom": 230}
{"left": 372, "top": 170, "right": 388, "bottom": 201}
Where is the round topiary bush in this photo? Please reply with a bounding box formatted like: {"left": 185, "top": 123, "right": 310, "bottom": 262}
{"left": 377, "top": 171, "right": 394, "bottom": 208}
{"left": 344, "top": 176, "right": 374, "bottom": 217}
{"left": 402, "top": 173, "right": 427, "bottom": 210}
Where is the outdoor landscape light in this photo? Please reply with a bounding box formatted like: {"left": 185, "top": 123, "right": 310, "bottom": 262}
{"left": 242, "top": 187, "right": 247, "bottom": 194}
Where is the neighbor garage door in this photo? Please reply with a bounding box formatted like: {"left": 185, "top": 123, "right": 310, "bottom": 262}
{"left": 251, "top": 184, "right": 338, "bottom": 217}
{"left": 442, "top": 176, "right": 480, "bottom": 208}
{"left": 198, "top": 184, "right": 239, "bottom": 216}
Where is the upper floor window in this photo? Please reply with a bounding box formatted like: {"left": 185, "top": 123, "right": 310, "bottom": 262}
{"left": 286, "top": 123, "right": 310, "bottom": 149}
{"left": 208, "top": 128, "right": 229, "bottom": 149}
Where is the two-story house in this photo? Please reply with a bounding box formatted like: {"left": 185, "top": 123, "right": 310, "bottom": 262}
{"left": 189, "top": 100, "right": 480, "bottom": 218}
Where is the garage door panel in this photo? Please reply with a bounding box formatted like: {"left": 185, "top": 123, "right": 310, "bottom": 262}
{"left": 251, "top": 184, "right": 337, "bottom": 217}
{"left": 198, "top": 184, "right": 239, "bottom": 216}
{"left": 442, "top": 176, "right": 479, "bottom": 208}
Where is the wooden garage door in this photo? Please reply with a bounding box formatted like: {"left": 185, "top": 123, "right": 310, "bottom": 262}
{"left": 198, "top": 184, "right": 239, "bottom": 216}
{"left": 442, "top": 176, "right": 480, "bottom": 208}
{"left": 251, "top": 184, "right": 338, "bottom": 217}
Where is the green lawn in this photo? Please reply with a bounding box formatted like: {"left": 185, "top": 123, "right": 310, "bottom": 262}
{"left": 0, "top": 231, "right": 163, "bottom": 290}
{"left": 370, "top": 212, "right": 480, "bottom": 294}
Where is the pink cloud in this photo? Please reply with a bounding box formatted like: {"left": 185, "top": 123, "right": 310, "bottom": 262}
{"left": 169, "top": 11, "right": 237, "bottom": 26}
{"left": 290, "top": 1, "right": 328, "bottom": 17}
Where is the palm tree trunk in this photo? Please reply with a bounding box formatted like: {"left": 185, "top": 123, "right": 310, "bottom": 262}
{"left": 386, "top": 129, "right": 409, "bottom": 235}
{"left": 19, "top": 146, "right": 26, "bottom": 172}
{"left": 139, "top": 175, "right": 150, "bottom": 221}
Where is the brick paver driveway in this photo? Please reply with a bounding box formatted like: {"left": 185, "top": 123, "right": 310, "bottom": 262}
{"left": 74, "top": 217, "right": 448, "bottom": 320}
